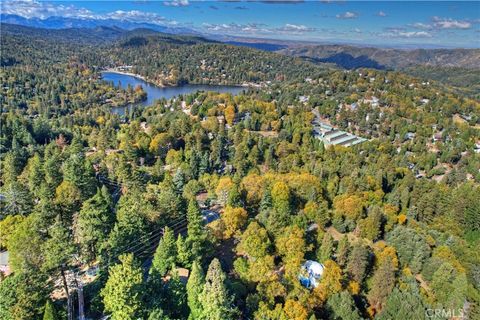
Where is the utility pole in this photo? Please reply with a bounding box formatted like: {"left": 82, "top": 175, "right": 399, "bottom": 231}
{"left": 61, "top": 267, "right": 73, "bottom": 320}
{"left": 74, "top": 274, "right": 85, "bottom": 320}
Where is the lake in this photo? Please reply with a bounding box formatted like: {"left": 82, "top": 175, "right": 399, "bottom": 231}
{"left": 101, "top": 71, "right": 245, "bottom": 115}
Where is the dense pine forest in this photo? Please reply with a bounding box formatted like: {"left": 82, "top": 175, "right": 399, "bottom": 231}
{"left": 0, "top": 24, "right": 479, "bottom": 320}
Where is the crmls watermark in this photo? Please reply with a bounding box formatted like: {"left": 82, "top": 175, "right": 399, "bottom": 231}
{"left": 425, "top": 309, "right": 465, "bottom": 319}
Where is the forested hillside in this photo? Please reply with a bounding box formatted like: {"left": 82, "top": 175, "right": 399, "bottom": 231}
{"left": 279, "top": 44, "right": 480, "bottom": 98}
{"left": 0, "top": 24, "right": 479, "bottom": 320}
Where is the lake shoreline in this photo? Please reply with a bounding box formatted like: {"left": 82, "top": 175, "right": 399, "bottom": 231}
{"left": 102, "top": 68, "right": 167, "bottom": 87}
{"left": 101, "top": 72, "right": 246, "bottom": 116}
{"left": 102, "top": 68, "right": 253, "bottom": 88}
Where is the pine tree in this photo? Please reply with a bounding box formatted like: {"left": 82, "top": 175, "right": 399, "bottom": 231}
{"left": 259, "top": 187, "right": 272, "bottom": 213}
{"left": 164, "top": 271, "right": 188, "bottom": 319}
{"left": 346, "top": 242, "right": 370, "bottom": 284}
{"left": 77, "top": 188, "right": 114, "bottom": 260}
{"left": 187, "top": 261, "right": 205, "bottom": 320}
{"left": 62, "top": 153, "right": 95, "bottom": 200}
{"left": 173, "top": 168, "right": 185, "bottom": 195}
{"left": 2, "top": 151, "right": 22, "bottom": 186}
{"left": 336, "top": 236, "right": 349, "bottom": 267}
{"left": 151, "top": 227, "right": 177, "bottom": 277}
{"left": 317, "top": 233, "right": 335, "bottom": 262}
{"left": 148, "top": 308, "right": 171, "bottom": 320}
{"left": 326, "top": 291, "right": 362, "bottom": 320}
{"left": 368, "top": 257, "right": 395, "bottom": 312}
{"left": 106, "top": 191, "right": 150, "bottom": 259}
{"left": 199, "top": 258, "right": 239, "bottom": 320}
{"left": 3, "top": 182, "right": 33, "bottom": 216}
{"left": 186, "top": 199, "right": 206, "bottom": 261}
{"left": 28, "top": 153, "right": 44, "bottom": 199}
{"left": 377, "top": 277, "right": 429, "bottom": 320}
{"left": 176, "top": 234, "right": 192, "bottom": 268}
{"left": 42, "top": 217, "right": 75, "bottom": 273}
{"left": 359, "top": 206, "right": 383, "bottom": 241}
{"left": 43, "top": 300, "right": 58, "bottom": 320}
{"left": 101, "top": 254, "right": 144, "bottom": 320}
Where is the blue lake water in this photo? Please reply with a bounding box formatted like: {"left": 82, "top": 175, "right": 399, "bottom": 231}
{"left": 101, "top": 71, "right": 245, "bottom": 115}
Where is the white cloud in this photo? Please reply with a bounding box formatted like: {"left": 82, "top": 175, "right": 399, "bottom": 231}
{"left": 163, "top": 0, "right": 189, "bottom": 7}
{"left": 202, "top": 22, "right": 268, "bottom": 34}
{"left": 336, "top": 11, "right": 358, "bottom": 19}
{"left": 277, "top": 24, "right": 316, "bottom": 32}
{"left": 410, "top": 22, "right": 433, "bottom": 30}
{"left": 105, "top": 10, "right": 177, "bottom": 25}
{"left": 2, "top": 0, "right": 95, "bottom": 19}
{"left": 2, "top": 0, "right": 178, "bottom": 26}
{"left": 384, "top": 28, "right": 432, "bottom": 39}
{"left": 432, "top": 16, "right": 471, "bottom": 29}
{"left": 377, "top": 11, "right": 387, "bottom": 17}
{"left": 202, "top": 22, "right": 315, "bottom": 35}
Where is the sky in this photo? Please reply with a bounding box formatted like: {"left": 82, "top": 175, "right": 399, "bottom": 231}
{"left": 1, "top": 0, "right": 480, "bottom": 47}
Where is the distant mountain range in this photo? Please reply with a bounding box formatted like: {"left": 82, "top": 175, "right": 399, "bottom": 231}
{"left": 0, "top": 14, "right": 200, "bottom": 35}
{"left": 278, "top": 44, "right": 480, "bottom": 70}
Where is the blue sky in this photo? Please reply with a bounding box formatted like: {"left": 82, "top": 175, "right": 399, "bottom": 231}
{"left": 2, "top": 1, "right": 479, "bottom": 47}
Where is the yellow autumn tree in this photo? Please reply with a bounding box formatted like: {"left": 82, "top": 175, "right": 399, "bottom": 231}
{"left": 216, "top": 177, "right": 233, "bottom": 206}
{"left": 224, "top": 105, "right": 236, "bottom": 126}
{"left": 275, "top": 225, "right": 305, "bottom": 281}
{"left": 284, "top": 299, "right": 309, "bottom": 320}
{"left": 333, "top": 194, "right": 365, "bottom": 221}
{"left": 312, "top": 260, "right": 342, "bottom": 305}
{"left": 222, "top": 206, "right": 248, "bottom": 239}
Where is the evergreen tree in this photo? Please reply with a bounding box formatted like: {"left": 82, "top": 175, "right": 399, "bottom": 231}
{"left": 43, "top": 300, "right": 58, "bottom": 320}
{"left": 176, "top": 234, "right": 192, "bottom": 268}
{"left": 346, "top": 242, "right": 370, "bottom": 284}
{"left": 77, "top": 187, "right": 114, "bottom": 260}
{"left": 318, "top": 233, "right": 335, "bottom": 262}
{"left": 326, "top": 291, "right": 362, "bottom": 320}
{"left": 101, "top": 254, "right": 144, "bottom": 320}
{"left": 151, "top": 227, "right": 177, "bottom": 277}
{"left": 368, "top": 257, "right": 395, "bottom": 312}
{"left": 186, "top": 199, "right": 206, "bottom": 261}
{"left": 28, "top": 153, "right": 44, "bottom": 199}
{"left": 62, "top": 153, "right": 96, "bottom": 199}
{"left": 187, "top": 261, "right": 205, "bottom": 320}
{"left": 431, "top": 262, "right": 468, "bottom": 311}
{"left": 2, "top": 151, "right": 22, "bottom": 186}
{"left": 377, "top": 278, "right": 428, "bottom": 320}
{"left": 106, "top": 191, "right": 150, "bottom": 259}
{"left": 164, "top": 271, "right": 188, "bottom": 319}
{"left": 259, "top": 187, "right": 273, "bottom": 213}
{"left": 148, "top": 308, "right": 172, "bottom": 320}
{"left": 0, "top": 272, "right": 49, "bottom": 320}
{"left": 42, "top": 217, "right": 75, "bottom": 273}
{"left": 2, "top": 182, "right": 33, "bottom": 216}
{"left": 359, "top": 206, "right": 383, "bottom": 241}
{"left": 227, "top": 183, "right": 243, "bottom": 207}
{"left": 199, "top": 258, "right": 239, "bottom": 320}
{"left": 173, "top": 168, "right": 185, "bottom": 195}
{"left": 336, "top": 236, "right": 349, "bottom": 268}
